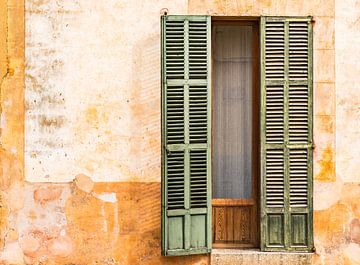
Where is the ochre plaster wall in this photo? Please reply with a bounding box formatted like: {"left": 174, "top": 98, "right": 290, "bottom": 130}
{"left": 0, "top": 0, "right": 359, "bottom": 264}
{"left": 24, "top": 0, "right": 188, "bottom": 183}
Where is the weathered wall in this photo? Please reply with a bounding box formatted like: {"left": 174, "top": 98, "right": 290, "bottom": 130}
{"left": 0, "top": 0, "right": 358, "bottom": 264}
{"left": 335, "top": 0, "right": 360, "bottom": 183}
{"left": 24, "top": 0, "right": 188, "bottom": 182}
{"left": 313, "top": 0, "right": 360, "bottom": 264}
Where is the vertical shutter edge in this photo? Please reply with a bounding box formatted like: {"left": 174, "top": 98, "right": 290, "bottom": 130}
{"left": 161, "top": 15, "right": 212, "bottom": 256}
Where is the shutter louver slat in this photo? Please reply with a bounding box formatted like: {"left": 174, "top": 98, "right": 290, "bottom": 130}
{"left": 266, "top": 149, "right": 284, "bottom": 207}
{"left": 265, "top": 22, "right": 285, "bottom": 80}
{"left": 162, "top": 16, "right": 211, "bottom": 256}
{"left": 166, "top": 86, "right": 184, "bottom": 144}
{"left": 289, "top": 150, "right": 308, "bottom": 207}
{"left": 190, "top": 150, "right": 207, "bottom": 208}
{"left": 266, "top": 85, "right": 284, "bottom": 144}
{"left": 261, "top": 17, "right": 313, "bottom": 252}
{"left": 189, "top": 21, "right": 208, "bottom": 79}
{"left": 167, "top": 151, "right": 185, "bottom": 210}
{"left": 289, "top": 22, "right": 308, "bottom": 80}
{"left": 289, "top": 85, "right": 309, "bottom": 144}
{"left": 189, "top": 86, "right": 207, "bottom": 144}
{"left": 165, "top": 21, "right": 185, "bottom": 79}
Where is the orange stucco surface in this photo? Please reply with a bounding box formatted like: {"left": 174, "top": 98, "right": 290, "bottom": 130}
{"left": 0, "top": 0, "right": 359, "bottom": 264}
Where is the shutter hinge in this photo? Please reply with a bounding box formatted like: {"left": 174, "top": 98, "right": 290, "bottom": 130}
{"left": 166, "top": 148, "right": 171, "bottom": 156}
{"left": 160, "top": 8, "right": 168, "bottom": 16}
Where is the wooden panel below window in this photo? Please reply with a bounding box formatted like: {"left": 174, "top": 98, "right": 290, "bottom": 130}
{"left": 212, "top": 205, "right": 257, "bottom": 247}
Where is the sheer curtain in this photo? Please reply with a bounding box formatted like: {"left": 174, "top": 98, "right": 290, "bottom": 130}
{"left": 213, "top": 25, "right": 253, "bottom": 199}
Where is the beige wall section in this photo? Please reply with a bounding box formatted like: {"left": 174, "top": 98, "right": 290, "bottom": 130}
{"left": 335, "top": 0, "right": 360, "bottom": 183}
{"left": 25, "top": 0, "right": 337, "bottom": 184}
{"left": 25, "top": 0, "right": 188, "bottom": 182}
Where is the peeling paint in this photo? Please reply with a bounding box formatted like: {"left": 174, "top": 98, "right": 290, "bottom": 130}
{"left": 38, "top": 115, "right": 65, "bottom": 128}
{"left": 74, "top": 173, "right": 94, "bottom": 193}
{"left": 315, "top": 145, "right": 336, "bottom": 182}
{"left": 96, "top": 192, "right": 117, "bottom": 203}
{"left": 33, "top": 186, "right": 62, "bottom": 206}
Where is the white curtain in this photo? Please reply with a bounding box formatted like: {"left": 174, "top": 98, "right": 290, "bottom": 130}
{"left": 213, "top": 25, "right": 253, "bottom": 199}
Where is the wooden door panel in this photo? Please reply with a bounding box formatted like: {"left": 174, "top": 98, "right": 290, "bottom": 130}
{"left": 213, "top": 207, "right": 226, "bottom": 242}
{"left": 226, "top": 207, "right": 234, "bottom": 242}
{"left": 213, "top": 205, "right": 256, "bottom": 247}
{"left": 233, "top": 206, "right": 251, "bottom": 243}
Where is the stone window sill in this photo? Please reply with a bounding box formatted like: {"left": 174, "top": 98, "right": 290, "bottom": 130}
{"left": 211, "top": 249, "right": 314, "bottom": 265}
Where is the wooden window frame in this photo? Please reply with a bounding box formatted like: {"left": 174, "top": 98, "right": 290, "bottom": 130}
{"left": 211, "top": 19, "right": 261, "bottom": 249}
{"left": 161, "top": 15, "right": 313, "bottom": 255}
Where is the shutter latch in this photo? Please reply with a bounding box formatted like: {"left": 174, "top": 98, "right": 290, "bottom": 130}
{"left": 166, "top": 148, "right": 171, "bottom": 156}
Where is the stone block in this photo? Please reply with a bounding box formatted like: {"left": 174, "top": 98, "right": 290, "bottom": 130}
{"left": 314, "top": 82, "right": 335, "bottom": 116}
{"left": 314, "top": 49, "right": 335, "bottom": 83}
{"left": 211, "top": 249, "right": 313, "bottom": 265}
{"left": 188, "top": 0, "right": 258, "bottom": 16}
{"left": 313, "top": 17, "right": 335, "bottom": 50}
{"left": 313, "top": 114, "right": 335, "bottom": 182}
{"left": 314, "top": 148, "right": 335, "bottom": 182}
{"left": 284, "top": 0, "right": 313, "bottom": 16}
{"left": 314, "top": 202, "right": 351, "bottom": 250}
{"left": 313, "top": 0, "right": 335, "bottom": 17}
{"left": 314, "top": 114, "right": 335, "bottom": 148}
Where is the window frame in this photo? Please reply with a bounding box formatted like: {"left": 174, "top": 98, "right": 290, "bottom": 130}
{"left": 260, "top": 16, "right": 314, "bottom": 252}
{"left": 211, "top": 19, "right": 261, "bottom": 249}
{"left": 161, "top": 15, "right": 314, "bottom": 256}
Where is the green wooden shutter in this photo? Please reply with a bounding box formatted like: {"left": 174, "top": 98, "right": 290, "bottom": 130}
{"left": 161, "top": 15, "right": 212, "bottom": 256}
{"left": 260, "top": 16, "right": 313, "bottom": 251}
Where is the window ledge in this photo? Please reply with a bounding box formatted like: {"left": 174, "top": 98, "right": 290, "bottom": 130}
{"left": 211, "top": 249, "right": 314, "bottom": 265}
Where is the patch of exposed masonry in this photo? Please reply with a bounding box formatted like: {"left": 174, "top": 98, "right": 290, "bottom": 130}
{"left": 1, "top": 173, "right": 119, "bottom": 263}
